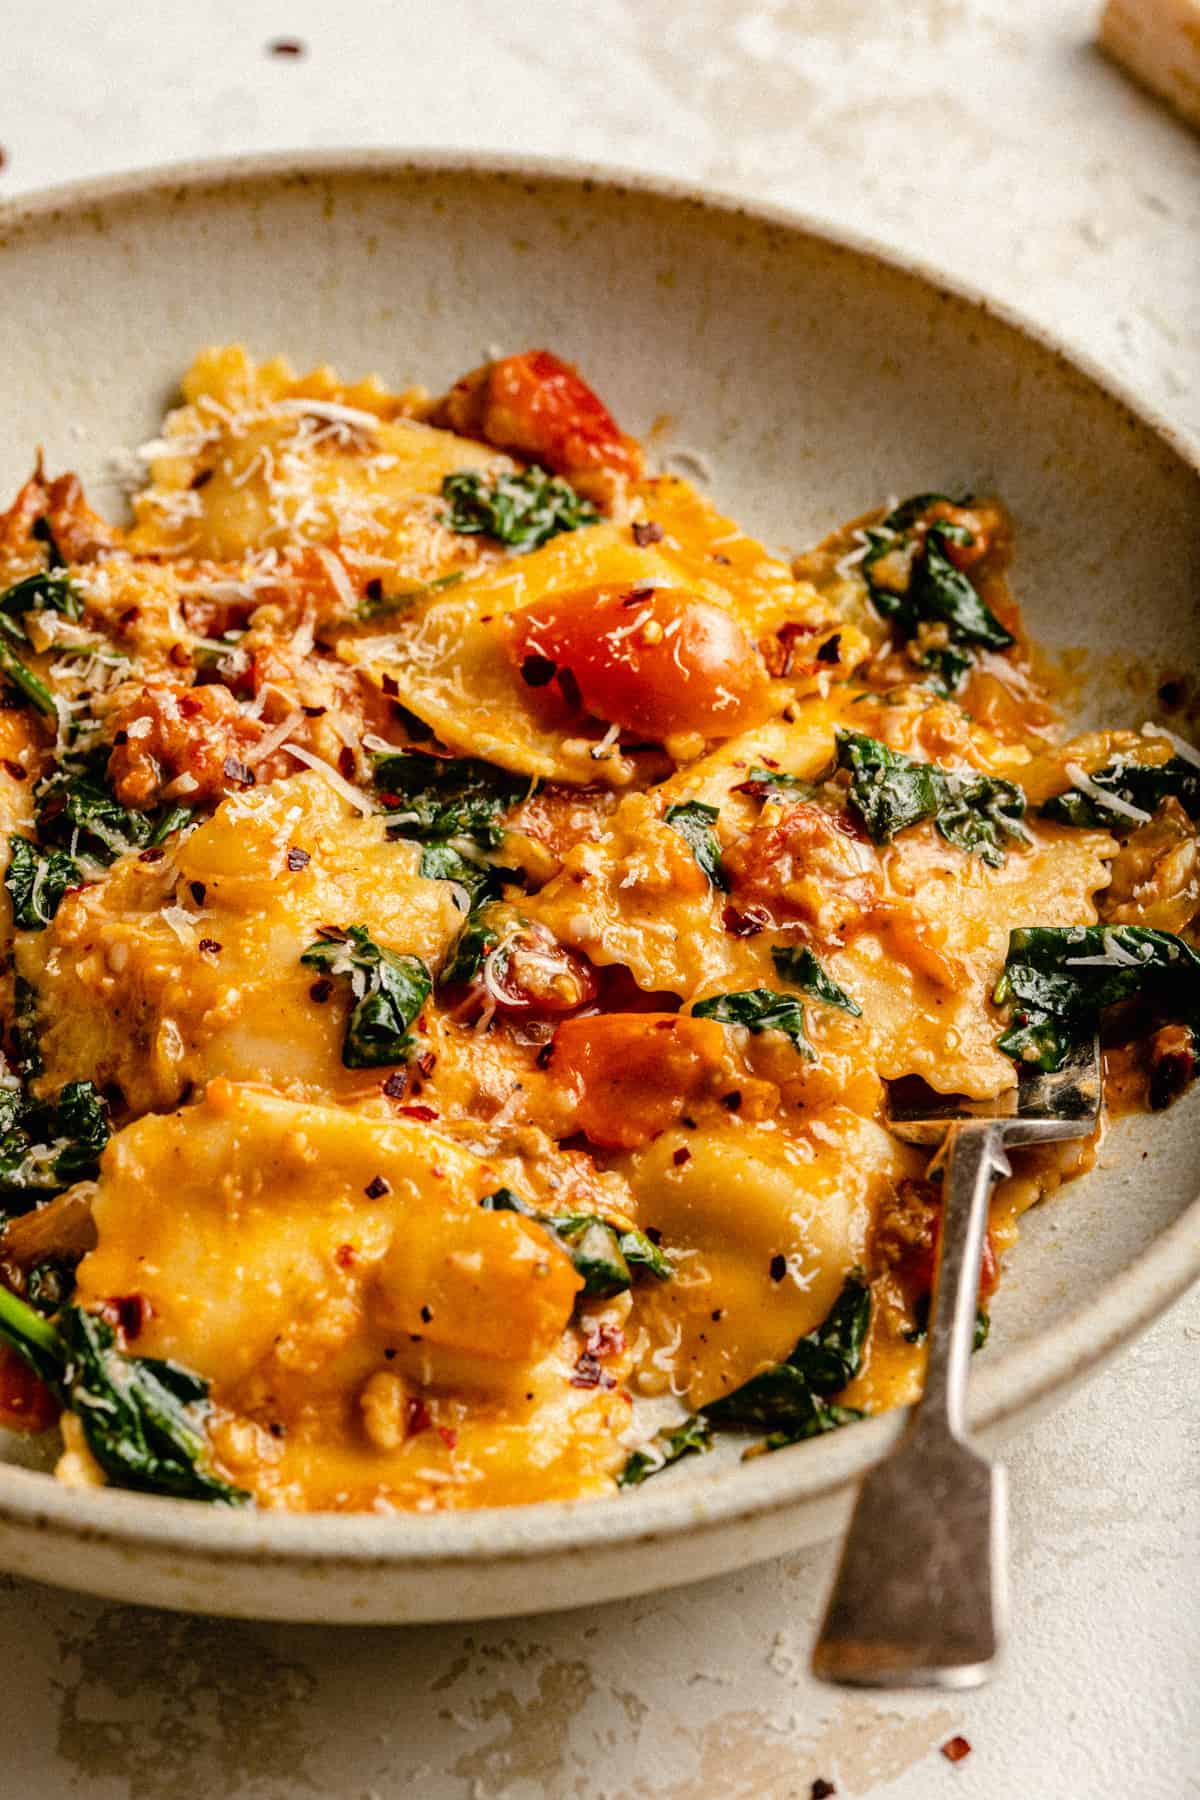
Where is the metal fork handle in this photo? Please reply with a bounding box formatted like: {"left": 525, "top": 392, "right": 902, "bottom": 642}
{"left": 811, "top": 1120, "right": 1010, "bottom": 1688}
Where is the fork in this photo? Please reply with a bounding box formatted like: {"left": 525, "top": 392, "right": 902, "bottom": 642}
{"left": 811, "top": 1036, "right": 1102, "bottom": 1689}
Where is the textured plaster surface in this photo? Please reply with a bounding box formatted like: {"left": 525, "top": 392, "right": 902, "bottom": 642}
{"left": 0, "top": 2, "right": 1198, "bottom": 1796}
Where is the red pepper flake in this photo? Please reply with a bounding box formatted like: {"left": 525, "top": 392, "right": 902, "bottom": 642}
{"left": 267, "top": 36, "right": 306, "bottom": 56}
{"left": 268, "top": 1421, "right": 287, "bottom": 1439}
{"left": 416, "top": 1051, "right": 437, "bottom": 1079}
{"left": 769, "top": 1253, "right": 787, "bottom": 1282}
{"left": 138, "top": 846, "right": 165, "bottom": 864}
{"left": 816, "top": 633, "right": 842, "bottom": 664}
{"left": 198, "top": 937, "right": 222, "bottom": 956}
{"left": 585, "top": 1322, "right": 625, "bottom": 1359}
{"left": 170, "top": 643, "right": 192, "bottom": 669}
{"left": 335, "top": 1244, "right": 356, "bottom": 1270}
{"left": 309, "top": 977, "right": 333, "bottom": 1003}
{"left": 811, "top": 1782, "right": 837, "bottom": 1799}
{"left": 2, "top": 760, "right": 26, "bottom": 782}
{"left": 535, "top": 1040, "right": 555, "bottom": 1070}
{"left": 711, "top": 1308, "right": 724, "bottom": 1322}
{"left": 381, "top": 674, "right": 399, "bottom": 697}
{"left": 337, "top": 745, "right": 356, "bottom": 780}
{"left": 632, "top": 520, "right": 664, "bottom": 547}
{"left": 520, "top": 654, "right": 557, "bottom": 687}
{"left": 189, "top": 880, "right": 207, "bottom": 906}
{"left": 570, "top": 1352, "right": 615, "bottom": 1390}
{"left": 302, "top": 703, "right": 327, "bottom": 718}
{"left": 286, "top": 846, "right": 311, "bottom": 871}
{"left": 941, "top": 1737, "right": 972, "bottom": 1764}
{"left": 408, "top": 1397, "right": 432, "bottom": 1434}
{"left": 400, "top": 1104, "right": 438, "bottom": 1122}
{"left": 364, "top": 1175, "right": 390, "bottom": 1200}
{"left": 105, "top": 1294, "right": 150, "bottom": 1342}
{"left": 113, "top": 729, "right": 129, "bottom": 746}
{"left": 365, "top": 579, "right": 383, "bottom": 602}
{"left": 420, "top": 1304, "right": 433, "bottom": 1324}
{"left": 672, "top": 1146, "right": 691, "bottom": 1167}
{"left": 722, "top": 904, "right": 769, "bottom": 938}
{"left": 118, "top": 606, "right": 140, "bottom": 629}
{"left": 722, "top": 1090, "right": 742, "bottom": 1112}
{"left": 438, "top": 1426, "right": 458, "bottom": 1449}
{"left": 190, "top": 467, "right": 214, "bottom": 491}
{"left": 382, "top": 1069, "right": 409, "bottom": 1099}
{"left": 223, "top": 755, "right": 254, "bottom": 786}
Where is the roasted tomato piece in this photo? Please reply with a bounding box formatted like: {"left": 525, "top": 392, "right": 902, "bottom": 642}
{"left": 0, "top": 1343, "right": 58, "bottom": 1434}
{"left": 549, "top": 1012, "right": 729, "bottom": 1150}
{"left": 432, "top": 349, "right": 641, "bottom": 480}
{"left": 724, "top": 799, "right": 877, "bottom": 937}
{"left": 506, "top": 583, "right": 770, "bottom": 743}
{"left": 483, "top": 922, "right": 598, "bottom": 1017}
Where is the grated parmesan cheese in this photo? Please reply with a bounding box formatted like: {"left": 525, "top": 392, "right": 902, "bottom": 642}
{"left": 283, "top": 743, "right": 377, "bottom": 814}
{"left": 1063, "top": 761, "right": 1152, "bottom": 824}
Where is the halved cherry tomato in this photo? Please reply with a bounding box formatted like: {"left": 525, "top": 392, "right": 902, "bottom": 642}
{"left": 506, "top": 583, "right": 770, "bottom": 742}
{"left": 908, "top": 1219, "right": 999, "bottom": 1302}
{"left": 432, "top": 349, "right": 641, "bottom": 479}
{"left": 0, "top": 1343, "right": 58, "bottom": 1434}
{"left": 483, "top": 922, "right": 598, "bottom": 1017}
{"left": 549, "top": 1012, "right": 729, "bottom": 1149}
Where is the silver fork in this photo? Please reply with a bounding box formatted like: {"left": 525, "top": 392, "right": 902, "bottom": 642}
{"left": 811, "top": 1036, "right": 1102, "bottom": 1689}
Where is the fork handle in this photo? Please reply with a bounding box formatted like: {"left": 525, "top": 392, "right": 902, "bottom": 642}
{"left": 918, "top": 1121, "right": 1010, "bottom": 1441}
{"left": 811, "top": 1121, "right": 1010, "bottom": 1687}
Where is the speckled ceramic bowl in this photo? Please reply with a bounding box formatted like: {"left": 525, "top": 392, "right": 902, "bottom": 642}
{"left": 0, "top": 153, "right": 1196, "bottom": 1623}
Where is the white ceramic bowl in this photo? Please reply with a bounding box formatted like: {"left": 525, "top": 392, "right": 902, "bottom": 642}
{"left": 0, "top": 152, "right": 1196, "bottom": 1623}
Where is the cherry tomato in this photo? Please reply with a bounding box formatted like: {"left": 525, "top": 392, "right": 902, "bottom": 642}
{"left": 483, "top": 923, "right": 598, "bottom": 1018}
{"left": 435, "top": 349, "right": 641, "bottom": 478}
{"left": 506, "top": 583, "right": 770, "bottom": 742}
{"left": 0, "top": 1343, "right": 58, "bottom": 1434}
{"left": 549, "top": 1012, "right": 728, "bottom": 1149}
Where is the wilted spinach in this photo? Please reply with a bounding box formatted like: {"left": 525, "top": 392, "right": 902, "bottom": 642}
{"left": 442, "top": 468, "right": 599, "bottom": 553}
{"left": 618, "top": 1415, "right": 714, "bottom": 1488}
{"left": 374, "top": 749, "right": 525, "bottom": 849}
{"left": 0, "top": 1286, "right": 248, "bottom": 1503}
{"left": 1041, "top": 755, "right": 1200, "bottom": 828}
{"left": 836, "top": 729, "right": 1027, "bottom": 867}
{"left": 480, "top": 1187, "right": 670, "bottom": 1299}
{"left": 994, "top": 924, "right": 1200, "bottom": 1073}
{"left": 771, "top": 945, "right": 862, "bottom": 1017}
{"left": 664, "top": 800, "right": 728, "bottom": 889}
{"left": 301, "top": 925, "right": 432, "bottom": 1068}
{"left": 861, "top": 494, "right": 1012, "bottom": 691}
{"left": 692, "top": 987, "right": 815, "bottom": 1059}
{"left": 0, "top": 1077, "right": 109, "bottom": 1215}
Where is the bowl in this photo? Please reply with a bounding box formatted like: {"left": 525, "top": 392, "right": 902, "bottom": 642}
{"left": 0, "top": 151, "right": 1196, "bottom": 1622}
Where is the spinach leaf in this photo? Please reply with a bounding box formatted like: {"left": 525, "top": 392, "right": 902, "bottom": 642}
{"left": 771, "top": 945, "right": 862, "bottom": 1017}
{"left": 34, "top": 751, "right": 192, "bottom": 872}
{"left": 301, "top": 925, "right": 431, "bottom": 1068}
{"left": 618, "top": 1414, "right": 713, "bottom": 1488}
{"left": 0, "top": 636, "right": 57, "bottom": 718}
{"left": 0, "top": 1078, "right": 110, "bottom": 1213}
{"left": 416, "top": 841, "right": 506, "bottom": 911}
{"left": 835, "top": 729, "right": 1027, "bottom": 867}
{"left": 734, "top": 765, "right": 820, "bottom": 804}
{"left": 480, "top": 1188, "right": 670, "bottom": 1299}
{"left": 994, "top": 924, "right": 1200, "bottom": 1073}
{"left": 5, "top": 834, "right": 82, "bottom": 930}
{"left": 862, "top": 495, "right": 1012, "bottom": 691}
{"left": 438, "top": 904, "right": 502, "bottom": 987}
{"left": 0, "top": 568, "right": 82, "bottom": 625}
{"left": 700, "top": 1273, "right": 870, "bottom": 1449}
{"left": 0, "top": 1287, "right": 248, "bottom": 1502}
{"left": 357, "top": 570, "right": 464, "bottom": 621}
{"left": 442, "top": 468, "right": 599, "bottom": 554}
{"left": 375, "top": 749, "right": 525, "bottom": 849}
{"left": 692, "top": 987, "right": 815, "bottom": 1059}
{"left": 1041, "top": 756, "right": 1200, "bottom": 828}
{"left": 664, "top": 800, "right": 728, "bottom": 890}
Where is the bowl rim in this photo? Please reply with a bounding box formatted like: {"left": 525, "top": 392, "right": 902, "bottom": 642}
{"left": 0, "top": 146, "right": 1197, "bottom": 1574}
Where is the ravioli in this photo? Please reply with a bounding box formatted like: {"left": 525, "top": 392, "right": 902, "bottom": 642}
{"left": 0, "top": 343, "right": 1189, "bottom": 1514}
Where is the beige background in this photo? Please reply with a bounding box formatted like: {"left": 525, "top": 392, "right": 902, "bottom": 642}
{"left": 1, "top": 2, "right": 1199, "bottom": 1795}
